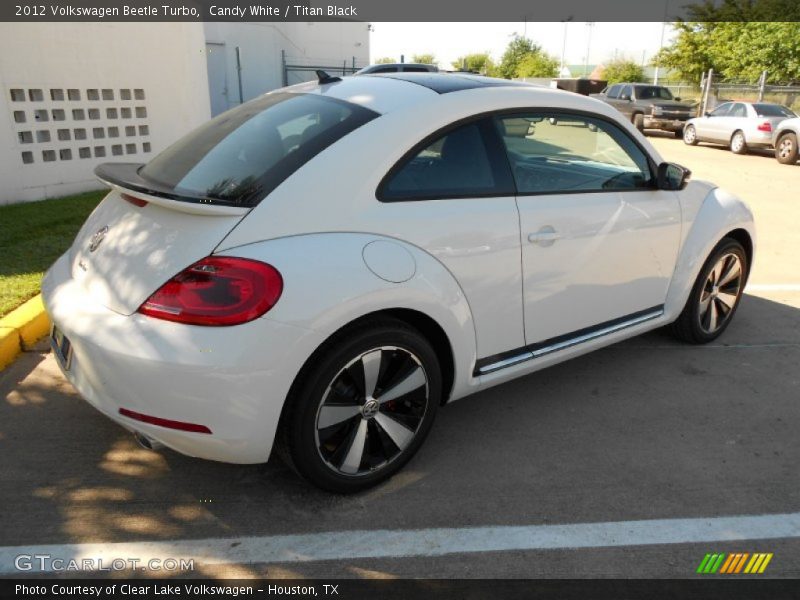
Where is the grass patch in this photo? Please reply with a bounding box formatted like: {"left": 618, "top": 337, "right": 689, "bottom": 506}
{"left": 0, "top": 190, "right": 107, "bottom": 317}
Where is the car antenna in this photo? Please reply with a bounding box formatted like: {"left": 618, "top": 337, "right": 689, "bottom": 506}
{"left": 316, "top": 70, "right": 342, "bottom": 84}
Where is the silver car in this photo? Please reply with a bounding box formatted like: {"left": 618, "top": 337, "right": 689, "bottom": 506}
{"left": 773, "top": 117, "right": 800, "bottom": 165}
{"left": 683, "top": 101, "right": 796, "bottom": 154}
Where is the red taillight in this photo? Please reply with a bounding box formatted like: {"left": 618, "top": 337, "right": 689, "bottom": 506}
{"left": 119, "top": 408, "right": 212, "bottom": 434}
{"left": 121, "top": 193, "right": 148, "bottom": 207}
{"left": 138, "top": 256, "right": 283, "bottom": 326}
{"left": 757, "top": 121, "right": 772, "bottom": 132}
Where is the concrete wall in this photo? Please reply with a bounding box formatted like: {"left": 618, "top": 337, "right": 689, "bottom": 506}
{"left": 203, "top": 22, "right": 370, "bottom": 115}
{"left": 0, "top": 23, "right": 211, "bottom": 204}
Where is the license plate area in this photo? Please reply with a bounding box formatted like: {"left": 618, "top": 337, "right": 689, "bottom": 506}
{"left": 50, "top": 325, "right": 73, "bottom": 371}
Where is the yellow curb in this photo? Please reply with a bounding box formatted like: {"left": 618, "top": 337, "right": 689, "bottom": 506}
{"left": 0, "top": 294, "right": 50, "bottom": 371}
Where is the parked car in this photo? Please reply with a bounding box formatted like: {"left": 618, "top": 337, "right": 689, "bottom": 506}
{"left": 42, "top": 73, "right": 755, "bottom": 493}
{"left": 772, "top": 117, "right": 800, "bottom": 164}
{"left": 356, "top": 63, "right": 438, "bottom": 75}
{"left": 590, "top": 83, "right": 694, "bottom": 136}
{"left": 683, "top": 102, "right": 796, "bottom": 154}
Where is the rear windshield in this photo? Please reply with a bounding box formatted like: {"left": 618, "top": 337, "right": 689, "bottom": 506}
{"left": 636, "top": 86, "right": 674, "bottom": 100}
{"left": 139, "top": 93, "right": 378, "bottom": 207}
{"left": 753, "top": 103, "right": 795, "bottom": 118}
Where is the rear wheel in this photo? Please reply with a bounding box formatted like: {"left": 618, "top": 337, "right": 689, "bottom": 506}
{"left": 683, "top": 125, "right": 698, "bottom": 145}
{"left": 633, "top": 113, "right": 644, "bottom": 132}
{"left": 278, "top": 318, "right": 441, "bottom": 493}
{"left": 775, "top": 132, "right": 798, "bottom": 165}
{"left": 673, "top": 127, "right": 684, "bottom": 139}
{"left": 670, "top": 238, "right": 748, "bottom": 344}
{"left": 730, "top": 130, "right": 748, "bottom": 155}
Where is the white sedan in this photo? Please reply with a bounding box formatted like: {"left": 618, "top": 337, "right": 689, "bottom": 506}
{"left": 43, "top": 73, "right": 755, "bottom": 492}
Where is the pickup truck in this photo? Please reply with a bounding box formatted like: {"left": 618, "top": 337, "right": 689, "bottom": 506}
{"left": 590, "top": 83, "right": 695, "bottom": 137}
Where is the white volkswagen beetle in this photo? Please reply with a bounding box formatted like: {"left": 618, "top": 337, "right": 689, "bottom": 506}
{"left": 43, "top": 73, "right": 755, "bottom": 492}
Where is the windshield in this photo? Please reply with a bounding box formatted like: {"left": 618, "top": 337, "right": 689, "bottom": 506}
{"left": 140, "top": 93, "right": 378, "bottom": 207}
{"left": 636, "top": 86, "right": 675, "bottom": 100}
{"left": 753, "top": 103, "right": 795, "bottom": 118}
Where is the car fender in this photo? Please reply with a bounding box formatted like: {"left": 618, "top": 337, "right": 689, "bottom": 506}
{"left": 664, "top": 183, "right": 756, "bottom": 320}
{"left": 217, "top": 232, "right": 480, "bottom": 401}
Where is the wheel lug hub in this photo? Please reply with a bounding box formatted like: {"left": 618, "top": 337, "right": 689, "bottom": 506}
{"left": 362, "top": 397, "right": 379, "bottom": 419}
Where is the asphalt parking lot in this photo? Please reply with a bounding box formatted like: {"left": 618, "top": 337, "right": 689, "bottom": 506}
{"left": 1, "top": 135, "right": 799, "bottom": 579}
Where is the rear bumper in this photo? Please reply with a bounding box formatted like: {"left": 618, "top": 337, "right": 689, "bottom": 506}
{"left": 644, "top": 117, "right": 688, "bottom": 131}
{"left": 42, "top": 253, "right": 324, "bottom": 464}
{"left": 746, "top": 130, "right": 774, "bottom": 148}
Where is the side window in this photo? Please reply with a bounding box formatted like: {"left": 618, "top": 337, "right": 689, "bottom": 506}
{"left": 606, "top": 84, "right": 622, "bottom": 99}
{"left": 619, "top": 85, "right": 632, "bottom": 99}
{"left": 710, "top": 103, "right": 732, "bottom": 117}
{"left": 730, "top": 103, "right": 747, "bottom": 118}
{"left": 380, "top": 119, "right": 512, "bottom": 201}
{"left": 403, "top": 67, "right": 431, "bottom": 73}
{"left": 496, "top": 113, "right": 653, "bottom": 194}
{"left": 371, "top": 66, "right": 399, "bottom": 73}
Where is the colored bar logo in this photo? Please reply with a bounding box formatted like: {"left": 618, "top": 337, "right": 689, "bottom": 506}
{"left": 696, "top": 552, "right": 773, "bottom": 574}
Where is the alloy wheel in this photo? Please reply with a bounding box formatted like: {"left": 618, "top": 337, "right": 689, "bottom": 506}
{"left": 698, "top": 252, "right": 744, "bottom": 334}
{"left": 684, "top": 126, "right": 696, "bottom": 144}
{"left": 778, "top": 137, "right": 795, "bottom": 160}
{"left": 314, "top": 346, "right": 429, "bottom": 476}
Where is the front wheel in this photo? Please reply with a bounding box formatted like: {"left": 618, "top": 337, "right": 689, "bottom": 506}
{"left": 730, "top": 130, "right": 748, "bottom": 155}
{"left": 683, "top": 125, "right": 698, "bottom": 145}
{"left": 633, "top": 113, "right": 644, "bottom": 132}
{"left": 278, "top": 318, "right": 441, "bottom": 493}
{"left": 670, "top": 238, "right": 748, "bottom": 344}
{"left": 775, "top": 132, "right": 798, "bottom": 165}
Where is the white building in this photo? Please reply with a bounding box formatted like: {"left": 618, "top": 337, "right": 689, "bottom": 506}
{"left": 0, "top": 22, "right": 369, "bottom": 204}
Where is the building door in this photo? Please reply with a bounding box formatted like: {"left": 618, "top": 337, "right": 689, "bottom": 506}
{"left": 206, "top": 42, "right": 229, "bottom": 117}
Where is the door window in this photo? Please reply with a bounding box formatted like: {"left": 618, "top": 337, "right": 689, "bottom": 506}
{"left": 729, "top": 103, "right": 747, "bottom": 118}
{"left": 606, "top": 84, "right": 622, "bottom": 99}
{"left": 495, "top": 113, "right": 653, "bottom": 194}
{"left": 709, "top": 103, "right": 732, "bottom": 117}
{"left": 380, "top": 119, "right": 513, "bottom": 200}
{"left": 619, "top": 85, "right": 633, "bottom": 100}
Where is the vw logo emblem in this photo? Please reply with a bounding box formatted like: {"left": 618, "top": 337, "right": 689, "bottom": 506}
{"left": 89, "top": 226, "right": 109, "bottom": 253}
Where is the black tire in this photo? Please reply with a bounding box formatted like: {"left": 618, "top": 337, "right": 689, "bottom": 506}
{"left": 633, "top": 113, "right": 644, "bottom": 132}
{"left": 683, "top": 124, "right": 698, "bottom": 146}
{"left": 673, "top": 127, "right": 684, "bottom": 139}
{"left": 670, "top": 238, "right": 748, "bottom": 344}
{"left": 775, "top": 132, "right": 798, "bottom": 165}
{"left": 730, "top": 130, "right": 748, "bottom": 155}
{"left": 277, "top": 317, "right": 441, "bottom": 493}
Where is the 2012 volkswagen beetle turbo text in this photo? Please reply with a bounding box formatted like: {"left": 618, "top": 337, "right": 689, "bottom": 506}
{"left": 42, "top": 73, "right": 755, "bottom": 493}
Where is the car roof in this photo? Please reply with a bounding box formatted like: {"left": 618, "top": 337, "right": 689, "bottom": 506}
{"left": 283, "top": 73, "right": 543, "bottom": 114}
{"left": 364, "top": 72, "right": 534, "bottom": 94}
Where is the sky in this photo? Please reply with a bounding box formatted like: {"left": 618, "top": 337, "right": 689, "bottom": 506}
{"left": 369, "top": 22, "right": 676, "bottom": 73}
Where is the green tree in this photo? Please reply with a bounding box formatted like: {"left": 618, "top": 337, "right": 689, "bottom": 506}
{"left": 496, "top": 35, "right": 557, "bottom": 80}
{"left": 601, "top": 59, "right": 646, "bottom": 84}
{"left": 515, "top": 53, "right": 559, "bottom": 78}
{"left": 374, "top": 57, "right": 397, "bottom": 64}
{"left": 653, "top": 21, "right": 800, "bottom": 83}
{"left": 411, "top": 53, "right": 436, "bottom": 65}
{"left": 451, "top": 52, "right": 495, "bottom": 74}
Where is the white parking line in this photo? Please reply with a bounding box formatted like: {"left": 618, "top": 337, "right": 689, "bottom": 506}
{"left": 2, "top": 512, "right": 800, "bottom": 574}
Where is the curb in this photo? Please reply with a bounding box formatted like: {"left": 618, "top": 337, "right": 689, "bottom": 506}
{"left": 0, "top": 294, "right": 50, "bottom": 371}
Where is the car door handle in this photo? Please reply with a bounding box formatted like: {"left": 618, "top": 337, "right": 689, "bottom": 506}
{"left": 528, "top": 227, "right": 561, "bottom": 246}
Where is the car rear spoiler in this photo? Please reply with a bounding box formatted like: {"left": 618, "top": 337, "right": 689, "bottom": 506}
{"left": 94, "top": 163, "right": 251, "bottom": 216}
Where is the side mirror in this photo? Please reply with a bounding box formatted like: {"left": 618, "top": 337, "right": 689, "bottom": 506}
{"left": 620, "top": 94, "right": 631, "bottom": 101}
{"left": 704, "top": 112, "right": 712, "bottom": 117}
{"left": 657, "top": 162, "right": 691, "bottom": 191}
{"left": 674, "top": 96, "right": 682, "bottom": 102}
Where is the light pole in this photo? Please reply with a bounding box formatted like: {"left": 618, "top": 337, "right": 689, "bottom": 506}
{"left": 560, "top": 17, "right": 573, "bottom": 76}
{"left": 584, "top": 22, "right": 594, "bottom": 77}
{"left": 654, "top": 1, "right": 669, "bottom": 84}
